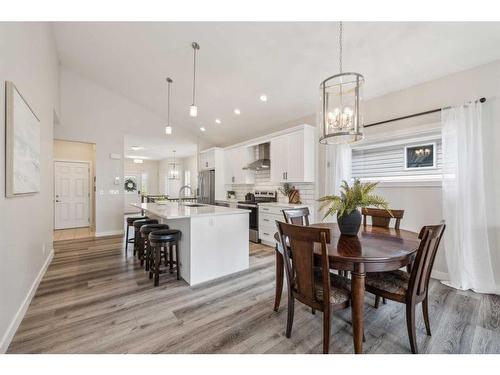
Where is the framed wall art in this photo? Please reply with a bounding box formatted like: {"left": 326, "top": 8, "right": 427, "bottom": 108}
{"left": 5, "top": 81, "right": 41, "bottom": 197}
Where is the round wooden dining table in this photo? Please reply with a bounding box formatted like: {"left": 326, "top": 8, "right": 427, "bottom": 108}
{"left": 273, "top": 223, "right": 420, "bottom": 354}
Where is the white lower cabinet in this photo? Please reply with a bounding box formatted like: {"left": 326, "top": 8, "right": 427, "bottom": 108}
{"left": 258, "top": 203, "right": 311, "bottom": 246}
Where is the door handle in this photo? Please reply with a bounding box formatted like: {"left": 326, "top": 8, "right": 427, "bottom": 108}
{"left": 55, "top": 200, "right": 61, "bottom": 202}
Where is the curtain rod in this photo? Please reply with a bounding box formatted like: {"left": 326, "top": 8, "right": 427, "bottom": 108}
{"left": 364, "top": 97, "right": 486, "bottom": 128}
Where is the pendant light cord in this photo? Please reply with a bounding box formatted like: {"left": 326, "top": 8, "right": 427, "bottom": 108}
{"left": 167, "top": 78, "right": 172, "bottom": 126}
{"left": 339, "top": 21, "right": 343, "bottom": 74}
{"left": 192, "top": 44, "right": 198, "bottom": 105}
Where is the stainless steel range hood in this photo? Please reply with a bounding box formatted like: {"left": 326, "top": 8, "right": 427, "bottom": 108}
{"left": 243, "top": 143, "right": 270, "bottom": 171}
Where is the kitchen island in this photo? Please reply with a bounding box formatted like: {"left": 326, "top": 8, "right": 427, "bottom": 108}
{"left": 131, "top": 202, "right": 250, "bottom": 286}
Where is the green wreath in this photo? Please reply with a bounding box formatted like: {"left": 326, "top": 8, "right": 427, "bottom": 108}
{"left": 124, "top": 178, "right": 137, "bottom": 192}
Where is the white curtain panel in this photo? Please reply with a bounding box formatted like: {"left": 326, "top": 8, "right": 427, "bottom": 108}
{"left": 441, "top": 99, "right": 500, "bottom": 294}
{"left": 323, "top": 144, "right": 352, "bottom": 222}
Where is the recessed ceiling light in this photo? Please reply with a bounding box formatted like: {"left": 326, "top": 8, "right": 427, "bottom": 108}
{"left": 200, "top": 127, "right": 206, "bottom": 132}
{"left": 234, "top": 108, "right": 241, "bottom": 115}
{"left": 260, "top": 94, "right": 268, "bottom": 102}
{"left": 215, "top": 118, "right": 221, "bottom": 124}
{"left": 131, "top": 146, "right": 143, "bottom": 151}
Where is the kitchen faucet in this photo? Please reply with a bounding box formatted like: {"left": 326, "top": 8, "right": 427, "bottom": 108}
{"left": 178, "top": 185, "right": 193, "bottom": 205}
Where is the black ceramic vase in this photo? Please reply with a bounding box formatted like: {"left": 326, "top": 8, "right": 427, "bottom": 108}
{"left": 337, "top": 209, "right": 362, "bottom": 236}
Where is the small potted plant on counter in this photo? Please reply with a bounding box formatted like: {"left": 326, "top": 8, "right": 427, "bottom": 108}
{"left": 318, "top": 179, "right": 390, "bottom": 236}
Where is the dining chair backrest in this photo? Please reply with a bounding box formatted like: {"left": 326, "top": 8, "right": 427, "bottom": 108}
{"left": 362, "top": 207, "right": 405, "bottom": 229}
{"left": 276, "top": 220, "right": 330, "bottom": 309}
{"left": 282, "top": 207, "right": 310, "bottom": 226}
{"left": 408, "top": 222, "right": 446, "bottom": 300}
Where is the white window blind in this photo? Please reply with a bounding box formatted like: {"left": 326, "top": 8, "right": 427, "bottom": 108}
{"left": 352, "top": 138, "right": 442, "bottom": 180}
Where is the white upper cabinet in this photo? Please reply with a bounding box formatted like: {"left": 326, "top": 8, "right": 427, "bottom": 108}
{"left": 270, "top": 136, "right": 287, "bottom": 182}
{"left": 224, "top": 146, "right": 255, "bottom": 185}
{"left": 199, "top": 149, "right": 216, "bottom": 170}
{"left": 270, "top": 126, "right": 315, "bottom": 183}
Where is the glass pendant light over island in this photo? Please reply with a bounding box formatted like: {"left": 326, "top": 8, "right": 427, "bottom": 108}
{"left": 165, "top": 77, "right": 173, "bottom": 135}
{"left": 319, "top": 22, "right": 364, "bottom": 144}
{"left": 189, "top": 42, "right": 200, "bottom": 117}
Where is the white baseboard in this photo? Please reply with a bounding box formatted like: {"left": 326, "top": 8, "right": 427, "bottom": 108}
{"left": 95, "top": 229, "right": 124, "bottom": 237}
{"left": 431, "top": 270, "right": 449, "bottom": 281}
{"left": 0, "top": 249, "right": 54, "bottom": 353}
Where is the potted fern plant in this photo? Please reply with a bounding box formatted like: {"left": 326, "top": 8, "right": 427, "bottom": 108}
{"left": 318, "top": 179, "right": 390, "bottom": 236}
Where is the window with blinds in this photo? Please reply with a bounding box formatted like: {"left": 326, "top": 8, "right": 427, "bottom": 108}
{"left": 352, "top": 137, "right": 442, "bottom": 181}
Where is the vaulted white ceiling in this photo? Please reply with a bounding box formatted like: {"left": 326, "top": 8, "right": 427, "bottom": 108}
{"left": 53, "top": 22, "right": 500, "bottom": 147}
{"left": 124, "top": 134, "right": 197, "bottom": 160}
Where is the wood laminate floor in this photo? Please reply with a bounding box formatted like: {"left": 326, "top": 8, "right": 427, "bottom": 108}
{"left": 54, "top": 227, "right": 95, "bottom": 241}
{"left": 8, "top": 236, "right": 500, "bottom": 354}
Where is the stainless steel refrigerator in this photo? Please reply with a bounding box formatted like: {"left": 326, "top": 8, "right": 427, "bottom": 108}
{"left": 198, "top": 169, "right": 215, "bottom": 205}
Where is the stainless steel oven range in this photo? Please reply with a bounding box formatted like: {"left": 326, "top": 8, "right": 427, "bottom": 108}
{"left": 237, "top": 190, "right": 277, "bottom": 243}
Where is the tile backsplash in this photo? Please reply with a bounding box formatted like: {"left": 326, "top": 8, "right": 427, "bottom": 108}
{"left": 225, "top": 168, "right": 316, "bottom": 207}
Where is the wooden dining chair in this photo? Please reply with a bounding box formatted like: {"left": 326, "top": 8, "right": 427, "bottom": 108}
{"left": 273, "top": 207, "right": 311, "bottom": 312}
{"left": 362, "top": 207, "right": 405, "bottom": 229}
{"left": 276, "top": 221, "right": 351, "bottom": 354}
{"left": 362, "top": 207, "right": 405, "bottom": 307}
{"left": 364, "top": 223, "right": 446, "bottom": 354}
{"left": 282, "top": 207, "right": 310, "bottom": 226}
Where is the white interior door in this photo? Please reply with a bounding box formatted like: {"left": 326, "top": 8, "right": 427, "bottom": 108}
{"left": 54, "top": 161, "right": 90, "bottom": 229}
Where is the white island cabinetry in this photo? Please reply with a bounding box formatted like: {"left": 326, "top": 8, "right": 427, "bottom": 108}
{"left": 132, "top": 202, "right": 249, "bottom": 286}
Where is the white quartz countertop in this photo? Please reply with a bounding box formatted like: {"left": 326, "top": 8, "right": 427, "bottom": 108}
{"left": 131, "top": 202, "right": 250, "bottom": 219}
{"left": 258, "top": 202, "right": 309, "bottom": 208}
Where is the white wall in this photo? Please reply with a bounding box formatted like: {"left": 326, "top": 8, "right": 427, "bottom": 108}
{"left": 0, "top": 23, "right": 60, "bottom": 352}
{"left": 124, "top": 159, "right": 160, "bottom": 195}
{"left": 56, "top": 68, "right": 202, "bottom": 236}
{"left": 123, "top": 159, "right": 160, "bottom": 214}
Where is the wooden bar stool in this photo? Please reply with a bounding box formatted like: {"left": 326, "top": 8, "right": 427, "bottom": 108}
{"left": 148, "top": 229, "right": 182, "bottom": 286}
{"left": 140, "top": 223, "right": 169, "bottom": 271}
{"left": 133, "top": 219, "right": 158, "bottom": 261}
{"left": 124, "top": 216, "right": 148, "bottom": 254}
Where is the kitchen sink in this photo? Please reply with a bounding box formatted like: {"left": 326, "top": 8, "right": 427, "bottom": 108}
{"left": 182, "top": 203, "right": 205, "bottom": 207}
